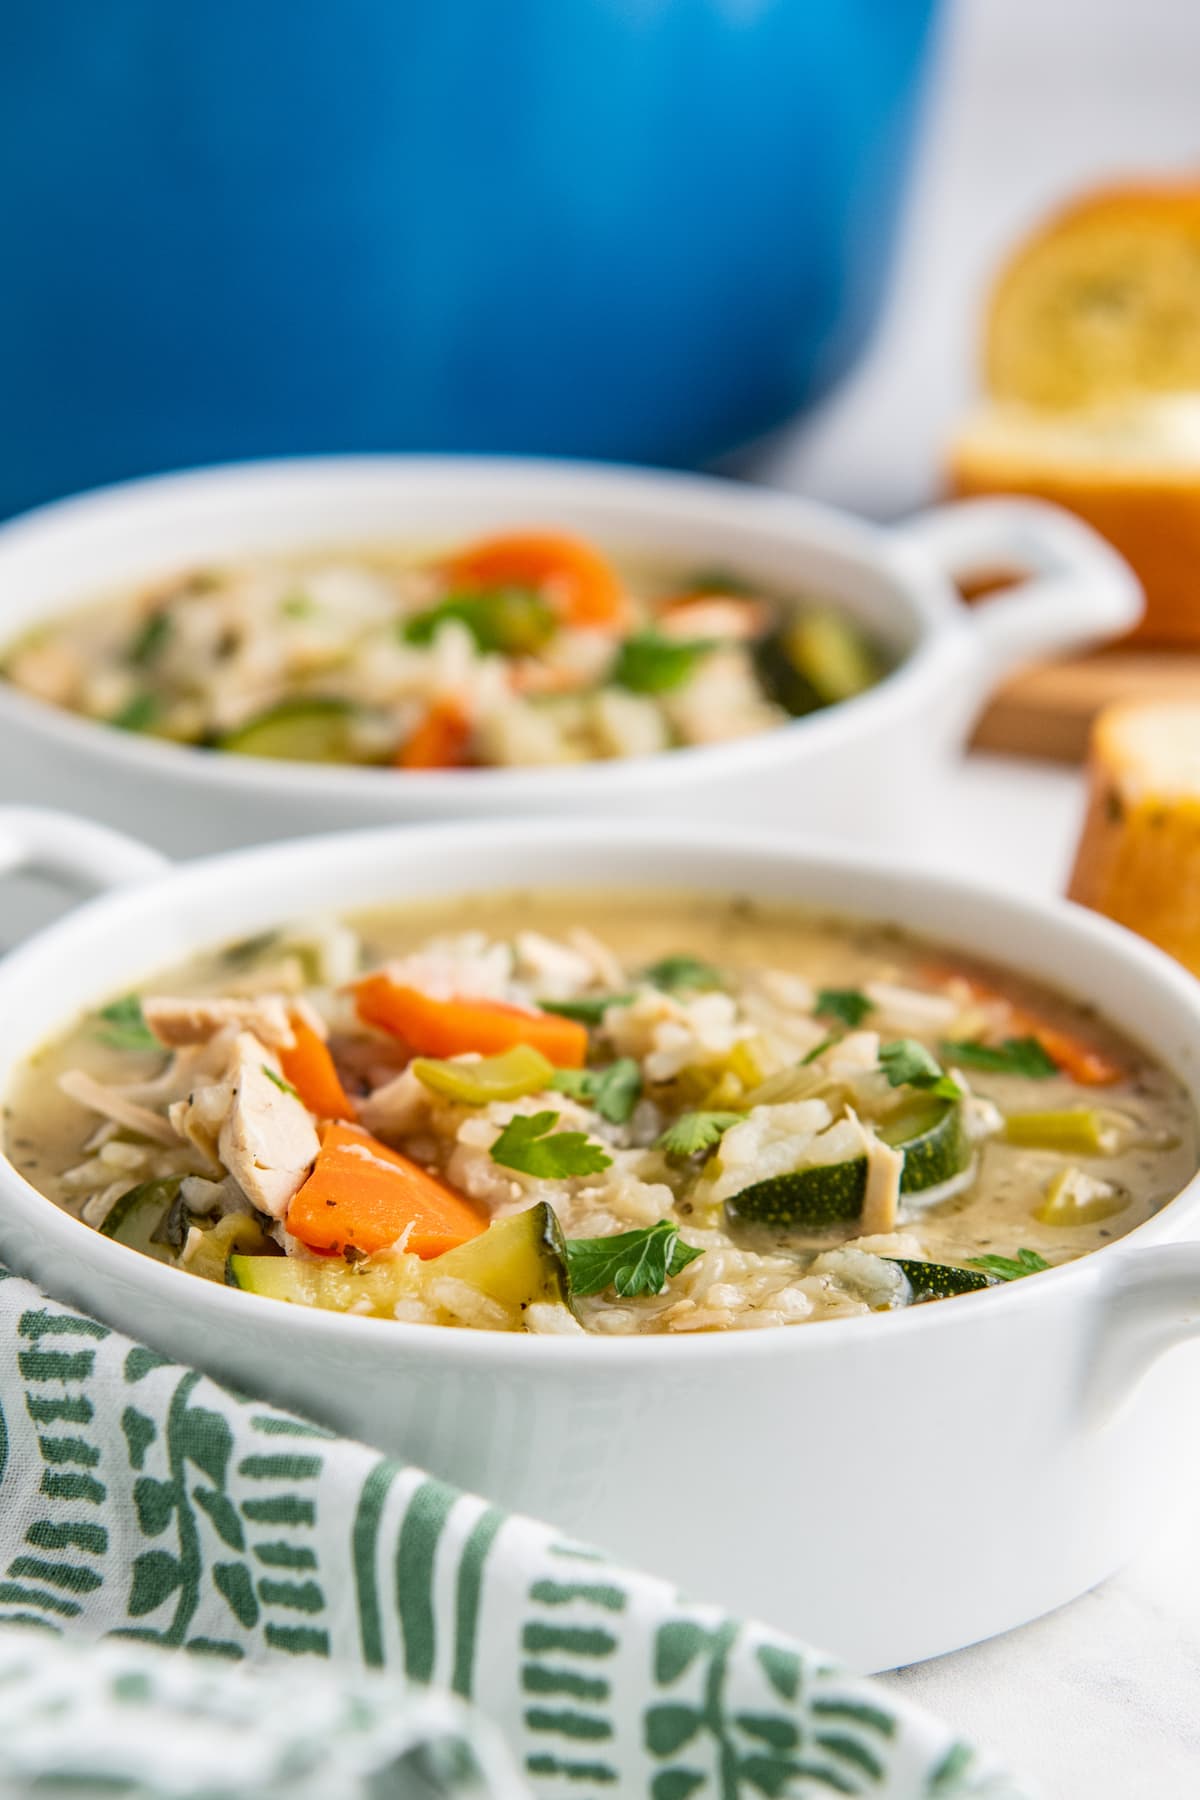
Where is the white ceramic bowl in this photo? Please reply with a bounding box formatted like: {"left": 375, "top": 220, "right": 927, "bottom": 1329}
{"left": 0, "top": 457, "right": 1140, "bottom": 855}
{"left": 0, "top": 806, "right": 1198, "bottom": 1675}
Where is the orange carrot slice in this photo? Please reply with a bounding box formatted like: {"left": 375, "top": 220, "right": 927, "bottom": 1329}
{"left": 279, "top": 1015, "right": 356, "bottom": 1121}
{"left": 355, "top": 975, "right": 587, "bottom": 1068}
{"left": 397, "top": 698, "right": 473, "bottom": 770}
{"left": 287, "top": 1122, "right": 486, "bottom": 1258}
{"left": 444, "top": 531, "right": 626, "bottom": 630}
{"left": 930, "top": 965, "right": 1123, "bottom": 1087}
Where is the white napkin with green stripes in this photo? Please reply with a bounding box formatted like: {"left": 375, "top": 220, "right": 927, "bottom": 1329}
{"left": 0, "top": 1265, "right": 1031, "bottom": 1798}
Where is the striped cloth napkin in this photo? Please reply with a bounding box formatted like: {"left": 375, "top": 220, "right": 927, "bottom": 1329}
{"left": 0, "top": 1265, "right": 1031, "bottom": 1799}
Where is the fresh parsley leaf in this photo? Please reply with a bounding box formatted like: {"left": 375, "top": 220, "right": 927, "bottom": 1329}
{"left": 966, "top": 1248, "right": 1051, "bottom": 1282}
{"left": 565, "top": 1219, "right": 703, "bottom": 1298}
{"left": 815, "top": 988, "right": 873, "bottom": 1029}
{"left": 801, "top": 1033, "right": 840, "bottom": 1065}
{"left": 642, "top": 954, "right": 722, "bottom": 995}
{"left": 489, "top": 1110, "right": 612, "bottom": 1179}
{"left": 110, "top": 692, "right": 159, "bottom": 733}
{"left": 402, "top": 587, "right": 555, "bottom": 656}
{"left": 128, "top": 611, "right": 171, "bottom": 667}
{"left": 939, "top": 1036, "right": 1059, "bottom": 1079}
{"left": 656, "top": 1111, "right": 743, "bottom": 1158}
{"left": 550, "top": 1059, "right": 642, "bottom": 1125}
{"left": 95, "top": 995, "right": 160, "bottom": 1053}
{"left": 540, "top": 993, "right": 633, "bottom": 1025}
{"left": 611, "top": 631, "right": 715, "bottom": 695}
{"left": 262, "top": 1065, "right": 301, "bottom": 1102}
{"left": 879, "top": 1038, "right": 961, "bottom": 1101}
{"left": 589, "top": 1059, "right": 642, "bottom": 1125}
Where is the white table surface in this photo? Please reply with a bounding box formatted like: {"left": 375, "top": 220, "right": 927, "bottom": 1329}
{"left": 741, "top": 0, "right": 1200, "bottom": 1791}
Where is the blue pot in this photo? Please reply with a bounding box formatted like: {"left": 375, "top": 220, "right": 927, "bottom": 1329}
{"left": 0, "top": 1, "right": 938, "bottom": 516}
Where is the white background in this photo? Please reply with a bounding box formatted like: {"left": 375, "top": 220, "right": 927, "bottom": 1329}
{"left": 750, "top": 2, "right": 1200, "bottom": 1793}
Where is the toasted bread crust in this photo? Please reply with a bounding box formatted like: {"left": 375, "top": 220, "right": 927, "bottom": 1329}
{"left": 949, "top": 436, "right": 1200, "bottom": 645}
{"left": 1069, "top": 701, "right": 1200, "bottom": 970}
{"left": 985, "top": 183, "right": 1200, "bottom": 409}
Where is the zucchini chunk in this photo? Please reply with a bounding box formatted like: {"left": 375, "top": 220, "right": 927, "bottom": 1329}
{"left": 219, "top": 698, "right": 368, "bottom": 764}
{"left": 877, "top": 1094, "right": 968, "bottom": 1195}
{"left": 229, "top": 1201, "right": 572, "bottom": 1328}
{"left": 886, "top": 1258, "right": 996, "bottom": 1303}
{"left": 99, "top": 1178, "right": 184, "bottom": 1263}
{"left": 725, "top": 1097, "right": 969, "bottom": 1229}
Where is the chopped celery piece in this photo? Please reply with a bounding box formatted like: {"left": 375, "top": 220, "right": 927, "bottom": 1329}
{"left": 1035, "top": 1167, "right": 1128, "bottom": 1227}
{"left": 727, "top": 1036, "right": 771, "bottom": 1089}
{"left": 1004, "top": 1108, "right": 1122, "bottom": 1156}
{"left": 412, "top": 1043, "right": 556, "bottom": 1105}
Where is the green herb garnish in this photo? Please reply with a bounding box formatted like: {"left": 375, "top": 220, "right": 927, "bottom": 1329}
{"left": 540, "top": 993, "right": 633, "bottom": 1025}
{"left": 551, "top": 1058, "right": 642, "bottom": 1126}
{"left": 879, "top": 1038, "right": 961, "bottom": 1101}
{"left": 966, "top": 1248, "right": 1051, "bottom": 1282}
{"left": 95, "top": 995, "right": 160, "bottom": 1053}
{"left": 128, "top": 612, "right": 171, "bottom": 667}
{"left": 815, "top": 988, "right": 873, "bottom": 1029}
{"left": 940, "top": 1037, "right": 1059, "bottom": 1079}
{"left": 565, "top": 1220, "right": 703, "bottom": 1298}
{"left": 280, "top": 591, "right": 315, "bottom": 620}
{"left": 110, "top": 692, "right": 159, "bottom": 733}
{"left": 656, "top": 1110, "right": 743, "bottom": 1158}
{"left": 489, "top": 1110, "right": 613, "bottom": 1179}
{"left": 262, "top": 1066, "right": 302, "bottom": 1102}
{"left": 403, "top": 587, "right": 555, "bottom": 657}
{"left": 642, "top": 954, "right": 722, "bottom": 995}
{"left": 801, "top": 1033, "right": 840, "bottom": 1065}
{"left": 611, "top": 631, "right": 715, "bottom": 695}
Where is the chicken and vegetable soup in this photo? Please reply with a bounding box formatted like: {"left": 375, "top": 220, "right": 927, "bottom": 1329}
{"left": 6, "top": 894, "right": 1193, "bottom": 1335}
{"left": 2, "top": 532, "right": 888, "bottom": 770}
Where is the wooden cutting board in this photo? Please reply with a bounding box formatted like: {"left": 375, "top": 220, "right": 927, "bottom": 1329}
{"left": 971, "top": 648, "right": 1200, "bottom": 763}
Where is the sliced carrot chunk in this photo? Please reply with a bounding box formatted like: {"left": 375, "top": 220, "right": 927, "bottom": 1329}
{"left": 279, "top": 1015, "right": 356, "bottom": 1121}
{"left": 287, "top": 1122, "right": 485, "bottom": 1258}
{"left": 355, "top": 975, "right": 587, "bottom": 1068}
{"left": 443, "top": 531, "right": 626, "bottom": 630}
{"left": 397, "top": 698, "right": 473, "bottom": 770}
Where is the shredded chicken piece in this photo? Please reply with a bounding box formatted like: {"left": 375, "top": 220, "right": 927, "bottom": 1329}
{"left": 142, "top": 995, "right": 296, "bottom": 1050}
{"left": 215, "top": 1035, "right": 320, "bottom": 1218}
{"left": 58, "top": 1070, "right": 180, "bottom": 1146}
{"left": 357, "top": 1067, "right": 430, "bottom": 1139}
{"left": 860, "top": 1130, "right": 904, "bottom": 1236}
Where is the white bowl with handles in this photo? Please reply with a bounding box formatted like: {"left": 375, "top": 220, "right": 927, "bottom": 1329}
{"left": 0, "top": 806, "right": 1197, "bottom": 1676}
{"left": 0, "top": 457, "right": 1141, "bottom": 855}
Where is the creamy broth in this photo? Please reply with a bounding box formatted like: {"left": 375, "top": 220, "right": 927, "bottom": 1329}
{"left": 6, "top": 893, "right": 1194, "bottom": 1334}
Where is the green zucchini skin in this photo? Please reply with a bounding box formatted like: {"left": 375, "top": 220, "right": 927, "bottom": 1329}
{"left": 879, "top": 1095, "right": 968, "bottom": 1196}
{"left": 886, "top": 1259, "right": 996, "bottom": 1302}
{"left": 218, "top": 697, "right": 367, "bottom": 764}
{"left": 726, "top": 1158, "right": 867, "bottom": 1229}
{"left": 725, "top": 1098, "right": 969, "bottom": 1230}
{"left": 99, "top": 1178, "right": 184, "bottom": 1263}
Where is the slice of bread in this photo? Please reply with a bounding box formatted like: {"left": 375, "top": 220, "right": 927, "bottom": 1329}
{"left": 984, "top": 184, "right": 1200, "bottom": 410}
{"left": 949, "top": 397, "right": 1200, "bottom": 643}
{"left": 1068, "top": 699, "right": 1200, "bottom": 969}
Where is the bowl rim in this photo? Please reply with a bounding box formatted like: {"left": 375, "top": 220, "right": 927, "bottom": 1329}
{"left": 0, "top": 453, "right": 967, "bottom": 803}
{"left": 1, "top": 814, "right": 1196, "bottom": 1369}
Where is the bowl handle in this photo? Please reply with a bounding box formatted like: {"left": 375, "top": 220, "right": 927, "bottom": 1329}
{"left": 0, "top": 806, "right": 168, "bottom": 897}
{"left": 1087, "top": 1240, "right": 1200, "bottom": 1423}
{"left": 894, "top": 495, "right": 1143, "bottom": 680}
